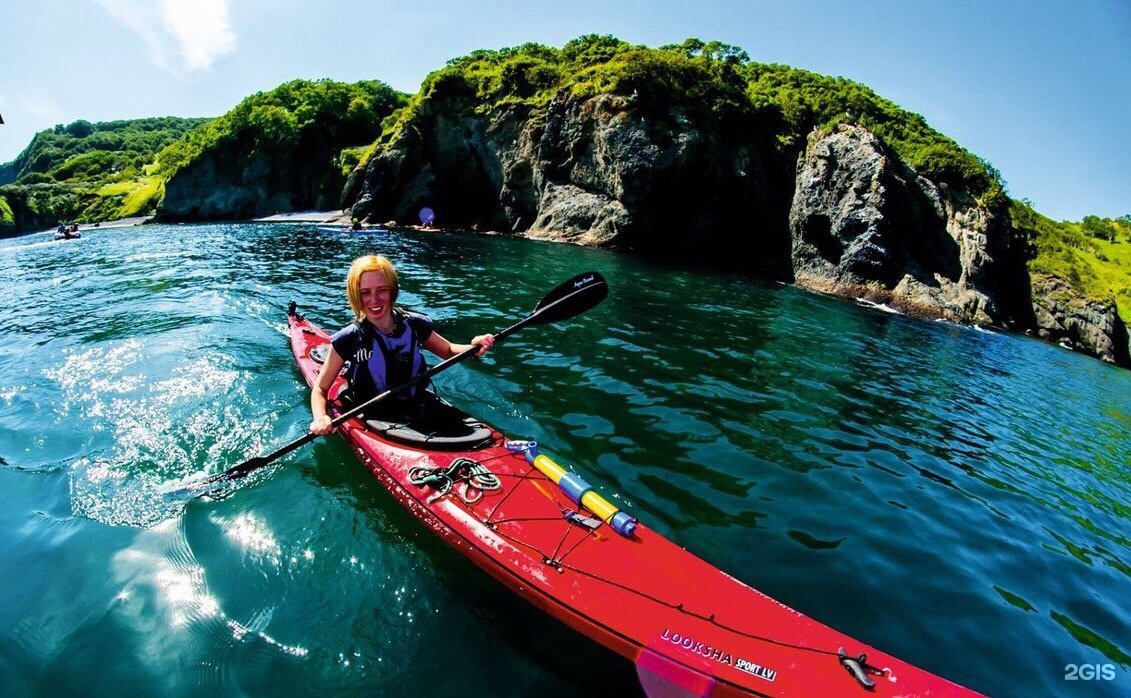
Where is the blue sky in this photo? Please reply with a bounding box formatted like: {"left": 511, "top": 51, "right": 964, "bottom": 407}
{"left": 1, "top": 0, "right": 1127, "bottom": 221}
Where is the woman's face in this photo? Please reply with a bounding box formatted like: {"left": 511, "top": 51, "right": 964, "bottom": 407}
{"left": 358, "top": 270, "right": 394, "bottom": 326}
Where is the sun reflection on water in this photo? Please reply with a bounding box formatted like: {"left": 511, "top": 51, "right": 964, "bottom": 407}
{"left": 214, "top": 512, "right": 282, "bottom": 566}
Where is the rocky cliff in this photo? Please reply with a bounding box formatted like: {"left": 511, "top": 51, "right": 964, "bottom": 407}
{"left": 0, "top": 190, "right": 59, "bottom": 236}
{"left": 789, "top": 125, "right": 1035, "bottom": 328}
{"left": 158, "top": 150, "right": 340, "bottom": 221}
{"left": 156, "top": 79, "right": 404, "bottom": 222}
{"left": 352, "top": 90, "right": 795, "bottom": 279}
{"left": 789, "top": 126, "right": 1129, "bottom": 367}
{"left": 1030, "top": 274, "right": 1130, "bottom": 366}
{"left": 347, "top": 88, "right": 1127, "bottom": 367}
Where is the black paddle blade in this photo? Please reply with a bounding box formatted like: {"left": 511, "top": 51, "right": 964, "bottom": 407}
{"left": 194, "top": 455, "right": 269, "bottom": 490}
{"left": 528, "top": 271, "right": 608, "bottom": 326}
{"left": 226, "top": 456, "right": 270, "bottom": 480}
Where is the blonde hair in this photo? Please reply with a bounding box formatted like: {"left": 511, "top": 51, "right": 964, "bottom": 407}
{"left": 345, "top": 254, "right": 398, "bottom": 320}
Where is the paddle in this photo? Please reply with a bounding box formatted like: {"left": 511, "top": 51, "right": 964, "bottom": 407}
{"left": 199, "top": 271, "right": 609, "bottom": 489}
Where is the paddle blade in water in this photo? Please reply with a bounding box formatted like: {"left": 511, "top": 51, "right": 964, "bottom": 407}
{"left": 224, "top": 456, "right": 270, "bottom": 480}
{"left": 189, "top": 455, "right": 270, "bottom": 492}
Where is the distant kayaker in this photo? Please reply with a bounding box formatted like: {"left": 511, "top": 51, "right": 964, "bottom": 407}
{"left": 350, "top": 217, "right": 363, "bottom": 231}
{"left": 308, "top": 254, "right": 494, "bottom": 435}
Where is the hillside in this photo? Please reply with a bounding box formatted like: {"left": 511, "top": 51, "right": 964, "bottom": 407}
{"left": 0, "top": 79, "right": 405, "bottom": 231}
{"left": 360, "top": 37, "right": 1002, "bottom": 214}
{"left": 0, "top": 116, "right": 209, "bottom": 185}
{"left": 344, "top": 36, "right": 1126, "bottom": 365}
{"left": 0, "top": 117, "right": 208, "bottom": 230}
{"left": 153, "top": 79, "right": 407, "bottom": 220}
{"left": 1012, "top": 203, "right": 1131, "bottom": 331}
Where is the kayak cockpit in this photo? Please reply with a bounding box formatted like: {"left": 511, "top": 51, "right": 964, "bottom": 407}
{"left": 308, "top": 341, "right": 494, "bottom": 450}
{"left": 363, "top": 402, "right": 494, "bottom": 451}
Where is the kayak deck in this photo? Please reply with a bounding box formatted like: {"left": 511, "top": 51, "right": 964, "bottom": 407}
{"left": 287, "top": 308, "right": 982, "bottom": 697}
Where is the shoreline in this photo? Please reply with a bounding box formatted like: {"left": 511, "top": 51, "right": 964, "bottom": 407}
{"left": 0, "top": 216, "right": 150, "bottom": 240}
{"left": 4, "top": 211, "right": 347, "bottom": 240}
{"left": 252, "top": 210, "right": 349, "bottom": 224}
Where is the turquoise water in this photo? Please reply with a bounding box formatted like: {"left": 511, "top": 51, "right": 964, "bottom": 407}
{"left": 0, "top": 223, "right": 1127, "bottom": 697}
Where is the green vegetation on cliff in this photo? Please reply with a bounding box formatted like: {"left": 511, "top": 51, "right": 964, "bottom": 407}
{"left": 1, "top": 116, "right": 209, "bottom": 185}
{"left": 0, "top": 80, "right": 405, "bottom": 229}
{"left": 381, "top": 35, "right": 1002, "bottom": 203}
{"left": 739, "top": 62, "right": 1004, "bottom": 204}
{"left": 0, "top": 195, "right": 13, "bottom": 227}
{"left": 154, "top": 79, "right": 406, "bottom": 181}
{"left": 1011, "top": 202, "right": 1131, "bottom": 318}
{"left": 0, "top": 116, "right": 208, "bottom": 226}
{"left": 0, "top": 34, "right": 1108, "bottom": 259}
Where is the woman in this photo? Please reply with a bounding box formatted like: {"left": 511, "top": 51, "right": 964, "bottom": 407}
{"left": 309, "top": 254, "right": 494, "bottom": 435}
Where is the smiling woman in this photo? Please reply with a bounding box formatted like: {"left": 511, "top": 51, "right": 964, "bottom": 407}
{"left": 309, "top": 254, "right": 496, "bottom": 434}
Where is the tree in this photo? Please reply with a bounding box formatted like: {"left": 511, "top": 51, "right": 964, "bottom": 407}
{"left": 561, "top": 34, "right": 632, "bottom": 66}
{"left": 65, "top": 119, "right": 95, "bottom": 138}
{"left": 664, "top": 38, "right": 750, "bottom": 64}
{"left": 1081, "top": 215, "right": 1115, "bottom": 242}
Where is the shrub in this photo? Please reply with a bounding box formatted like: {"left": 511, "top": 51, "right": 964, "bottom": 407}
{"left": 0, "top": 195, "right": 13, "bottom": 226}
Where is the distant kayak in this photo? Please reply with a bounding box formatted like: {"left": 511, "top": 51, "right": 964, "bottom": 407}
{"left": 315, "top": 225, "right": 386, "bottom": 234}
{"left": 54, "top": 232, "right": 82, "bottom": 240}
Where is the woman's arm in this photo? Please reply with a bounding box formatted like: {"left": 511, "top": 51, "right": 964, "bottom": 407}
{"left": 309, "top": 345, "right": 345, "bottom": 435}
{"left": 422, "top": 331, "right": 495, "bottom": 360}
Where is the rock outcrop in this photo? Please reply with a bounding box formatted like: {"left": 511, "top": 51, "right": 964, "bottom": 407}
{"left": 0, "top": 190, "right": 57, "bottom": 236}
{"left": 788, "top": 124, "right": 1034, "bottom": 329}
{"left": 1030, "top": 274, "right": 1130, "bottom": 366}
{"left": 158, "top": 149, "right": 343, "bottom": 221}
{"left": 155, "top": 79, "right": 403, "bottom": 222}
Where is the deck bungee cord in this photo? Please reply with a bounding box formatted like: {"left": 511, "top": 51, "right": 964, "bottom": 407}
{"left": 408, "top": 457, "right": 502, "bottom": 504}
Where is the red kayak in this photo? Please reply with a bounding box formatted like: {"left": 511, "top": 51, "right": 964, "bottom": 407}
{"left": 287, "top": 305, "right": 983, "bottom": 697}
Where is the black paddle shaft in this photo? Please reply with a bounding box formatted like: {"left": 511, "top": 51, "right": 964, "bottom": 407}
{"left": 212, "top": 271, "right": 608, "bottom": 484}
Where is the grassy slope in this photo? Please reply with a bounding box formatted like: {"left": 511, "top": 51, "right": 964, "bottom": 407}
{"left": 1014, "top": 201, "right": 1130, "bottom": 318}
{"left": 1088, "top": 237, "right": 1131, "bottom": 320}
{"left": 0, "top": 117, "right": 209, "bottom": 223}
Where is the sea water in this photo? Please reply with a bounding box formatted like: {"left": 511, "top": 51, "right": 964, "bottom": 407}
{"left": 0, "top": 223, "right": 1126, "bottom": 697}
